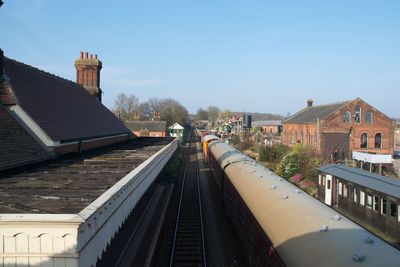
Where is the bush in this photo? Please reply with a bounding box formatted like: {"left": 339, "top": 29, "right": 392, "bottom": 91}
{"left": 258, "top": 144, "right": 289, "bottom": 163}
{"left": 290, "top": 173, "right": 303, "bottom": 183}
{"left": 279, "top": 154, "right": 300, "bottom": 179}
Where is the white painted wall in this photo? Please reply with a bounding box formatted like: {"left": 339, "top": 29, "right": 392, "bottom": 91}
{"left": 325, "top": 174, "right": 332, "bottom": 206}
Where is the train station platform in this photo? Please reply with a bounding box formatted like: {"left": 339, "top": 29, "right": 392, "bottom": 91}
{"left": 0, "top": 137, "right": 178, "bottom": 267}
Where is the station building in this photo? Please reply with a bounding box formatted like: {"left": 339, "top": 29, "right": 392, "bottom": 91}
{"left": 0, "top": 49, "right": 177, "bottom": 266}
{"left": 282, "top": 98, "right": 394, "bottom": 163}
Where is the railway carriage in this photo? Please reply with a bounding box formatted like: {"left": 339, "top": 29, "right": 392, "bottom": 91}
{"left": 207, "top": 139, "right": 400, "bottom": 267}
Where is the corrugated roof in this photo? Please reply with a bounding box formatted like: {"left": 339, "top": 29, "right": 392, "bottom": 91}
{"left": 252, "top": 120, "right": 282, "bottom": 127}
{"left": 319, "top": 164, "right": 400, "bottom": 198}
{"left": 283, "top": 101, "right": 350, "bottom": 124}
{"left": 125, "top": 121, "right": 167, "bottom": 132}
{"left": 3, "top": 58, "right": 130, "bottom": 142}
{"left": 0, "top": 105, "right": 54, "bottom": 171}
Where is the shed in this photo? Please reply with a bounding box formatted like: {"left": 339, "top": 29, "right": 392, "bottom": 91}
{"left": 168, "top": 123, "right": 184, "bottom": 140}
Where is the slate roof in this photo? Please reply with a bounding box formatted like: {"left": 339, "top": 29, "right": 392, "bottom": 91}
{"left": 283, "top": 101, "right": 350, "bottom": 124}
{"left": 125, "top": 121, "right": 167, "bottom": 132}
{"left": 319, "top": 164, "right": 400, "bottom": 198}
{"left": 0, "top": 104, "right": 54, "bottom": 171}
{"left": 252, "top": 120, "right": 282, "bottom": 127}
{"left": 3, "top": 58, "right": 130, "bottom": 142}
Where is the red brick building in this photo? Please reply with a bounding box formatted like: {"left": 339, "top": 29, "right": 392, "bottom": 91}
{"left": 282, "top": 98, "right": 394, "bottom": 162}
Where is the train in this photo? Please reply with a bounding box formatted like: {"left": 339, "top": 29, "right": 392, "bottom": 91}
{"left": 205, "top": 135, "right": 400, "bottom": 267}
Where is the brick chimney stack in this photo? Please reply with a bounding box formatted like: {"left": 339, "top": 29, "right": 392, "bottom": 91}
{"left": 75, "top": 51, "right": 102, "bottom": 102}
{"left": 307, "top": 99, "right": 313, "bottom": 107}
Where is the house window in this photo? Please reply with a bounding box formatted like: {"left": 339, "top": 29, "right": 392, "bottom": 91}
{"left": 366, "top": 194, "right": 372, "bottom": 209}
{"left": 343, "top": 111, "right": 351, "bottom": 123}
{"left": 343, "top": 184, "right": 348, "bottom": 197}
{"left": 300, "top": 131, "right": 304, "bottom": 144}
{"left": 307, "top": 132, "right": 311, "bottom": 145}
{"left": 389, "top": 202, "right": 397, "bottom": 218}
{"left": 289, "top": 132, "right": 293, "bottom": 144}
{"left": 381, "top": 198, "right": 387, "bottom": 215}
{"left": 360, "top": 133, "right": 368, "bottom": 148}
{"left": 355, "top": 106, "right": 361, "bottom": 123}
{"left": 366, "top": 111, "right": 373, "bottom": 124}
{"left": 294, "top": 132, "right": 298, "bottom": 143}
{"left": 338, "top": 182, "right": 343, "bottom": 195}
{"left": 373, "top": 195, "right": 379, "bottom": 211}
{"left": 375, "top": 133, "right": 382, "bottom": 149}
{"left": 360, "top": 191, "right": 365, "bottom": 205}
{"left": 354, "top": 189, "right": 357, "bottom": 202}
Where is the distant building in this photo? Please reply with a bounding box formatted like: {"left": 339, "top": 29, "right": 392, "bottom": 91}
{"left": 318, "top": 164, "right": 400, "bottom": 247}
{"left": 125, "top": 121, "right": 167, "bottom": 137}
{"left": 282, "top": 98, "right": 394, "bottom": 163}
{"left": 168, "top": 123, "right": 184, "bottom": 140}
{"left": 252, "top": 120, "right": 282, "bottom": 134}
{"left": 0, "top": 50, "right": 130, "bottom": 155}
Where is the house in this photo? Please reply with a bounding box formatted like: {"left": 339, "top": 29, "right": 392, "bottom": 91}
{"left": 125, "top": 121, "right": 167, "bottom": 137}
{"left": 251, "top": 120, "right": 282, "bottom": 134}
{"left": 282, "top": 98, "right": 394, "bottom": 163}
{"left": 318, "top": 164, "right": 400, "bottom": 247}
{"left": 168, "top": 123, "right": 184, "bottom": 140}
{"left": 0, "top": 51, "right": 130, "bottom": 155}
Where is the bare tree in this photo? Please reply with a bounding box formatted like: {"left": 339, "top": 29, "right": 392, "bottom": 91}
{"left": 196, "top": 108, "right": 208, "bottom": 120}
{"left": 207, "top": 106, "right": 220, "bottom": 126}
{"left": 113, "top": 93, "right": 140, "bottom": 121}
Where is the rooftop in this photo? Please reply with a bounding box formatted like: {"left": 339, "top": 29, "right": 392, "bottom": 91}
{"left": 0, "top": 137, "right": 173, "bottom": 214}
{"left": 252, "top": 120, "right": 282, "bottom": 127}
{"left": 283, "top": 101, "right": 350, "bottom": 124}
{"left": 319, "top": 164, "right": 400, "bottom": 198}
{"left": 3, "top": 57, "right": 129, "bottom": 142}
{"left": 125, "top": 121, "right": 167, "bottom": 132}
{"left": 0, "top": 104, "right": 54, "bottom": 171}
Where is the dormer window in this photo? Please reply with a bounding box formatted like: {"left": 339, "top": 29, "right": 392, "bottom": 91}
{"left": 343, "top": 111, "right": 351, "bottom": 123}
{"left": 354, "top": 106, "right": 361, "bottom": 123}
{"left": 366, "top": 111, "right": 373, "bottom": 124}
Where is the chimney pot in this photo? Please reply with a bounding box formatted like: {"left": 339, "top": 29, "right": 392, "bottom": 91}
{"left": 85, "top": 52, "right": 88, "bottom": 59}
{"left": 307, "top": 99, "right": 313, "bottom": 107}
{"left": 94, "top": 54, "right": 98, "bottom": 59}
{"left": 90, "top": 54, "right": 93, "bottom": 59}
{"left": 80, "top": 51, "right": 84, "bottom": 59}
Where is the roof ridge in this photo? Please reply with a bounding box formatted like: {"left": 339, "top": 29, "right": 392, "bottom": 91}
{"left": 4, "top": 57, "right": 79, "bottom": 87}
{"left": 310, "top": 100, "right": 351, "bottom": 108}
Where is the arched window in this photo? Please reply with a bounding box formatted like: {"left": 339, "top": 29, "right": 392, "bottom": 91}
{"left": 300, "top": 131, "right": 304, "bottom": 144}
{"left": 294, "top": 132, "right": 298, "bottom": 143}
{"left": 289, "top": 131, "right": 293, "bottom": 144}
{"left": 375, "top": 133, "right": 382, "bottom": 148}
{"left": 355, "top": 106, "right": 361, "bottom": 123}
{"left": 343, "top": 111, "right": 351, "bottom": 123}
{"left": 366, "top": 111, "right": 373, "bottom": 124}
{"left": 360, "top": 133, "right": 368, "bottom": 148}
{"left": 306, "top": 131, "right": 311, "bottom": 145}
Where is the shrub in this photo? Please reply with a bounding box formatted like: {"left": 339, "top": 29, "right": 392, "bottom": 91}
{"left": 279, "top": 154, "right": 300, "bottom": 179}
{"left": 290, "top": 173, "right": 303, "bottom": 183}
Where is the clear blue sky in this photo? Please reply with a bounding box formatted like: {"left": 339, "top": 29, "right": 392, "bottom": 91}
{"left": 1, "top": 1, "right": 400, "bottom": 117}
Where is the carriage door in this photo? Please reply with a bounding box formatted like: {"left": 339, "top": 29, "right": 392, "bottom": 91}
{"left": 325, "top": 174, "right": 333, "bottom": 206}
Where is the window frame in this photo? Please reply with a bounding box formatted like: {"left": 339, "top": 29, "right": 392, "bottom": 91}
{"left": 375, "top": 133, "right": 382, "bottom": 149}
{"left": 343, "top": 111, "right": 351, "bottom": 123}
{"left": 360, "top": 133, "right": 368, "bottom": 148}
{"left": 366, "top": 111, "right": 373, "bottom": 124}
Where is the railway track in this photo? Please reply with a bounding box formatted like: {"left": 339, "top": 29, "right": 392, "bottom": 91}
{"left": 169, "top": 131, "right": 206, "bottom": 267}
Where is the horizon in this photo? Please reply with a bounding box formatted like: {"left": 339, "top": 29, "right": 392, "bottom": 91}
{"left": 1, "top": 1, "right": 400, "bottom": 117}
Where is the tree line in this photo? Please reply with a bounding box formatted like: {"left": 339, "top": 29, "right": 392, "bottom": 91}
{"left": 113, "top": 93, "right": 189, "bottom": 127}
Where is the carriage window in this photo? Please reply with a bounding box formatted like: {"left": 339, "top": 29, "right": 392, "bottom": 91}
{"left": 354, "top": 189, "right": 357, "bottom": 202}
{"left": 327, "top": 180, "right": 331, "bottom": 190}
{"left": 366, "top": 111, "right": 373, "bottom": 124}
{"left": 355, "top": 106, "right": 361, "bottom": 123}
{"left": 360, "top": 133, "right": 368, "bottom": 148}
{"left": 348, "top": 186, "right": 353, "bottom": 200}
{"left": 366, "top": 194, "right": 372, "bottom": 209}
{"left": 343, "top": 184, "right": 348, "bottom": 197}
{"left": 338, "top": 182, "right": 343, "bottom": 195}
{"left": 381, "top": 199, "right": 387, "bottom": 215}
{"left": 375, "top": 133, "right": 382, "bottom": 149}
{"left": 360, "top": 191, "right": 365, "bottom": 206}
{"left": 373, "top": 195, "right": 379, "bottom": 211}
{"left": 343, "top": 111, "right": 351, "bottom": 123}
{"left": 389, "top": 202, "right": 397, "bottom": 218}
